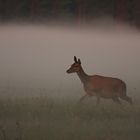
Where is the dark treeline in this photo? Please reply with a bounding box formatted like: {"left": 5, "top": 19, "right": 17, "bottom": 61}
{"left": 0, "top": 0, "right": 140, "bottom": 26}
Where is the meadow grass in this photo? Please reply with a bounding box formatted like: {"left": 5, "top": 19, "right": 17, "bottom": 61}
{"left": 0, "top": 96, "right": 140, "bottom": 140}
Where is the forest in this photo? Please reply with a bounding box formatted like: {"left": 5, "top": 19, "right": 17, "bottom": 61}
{"left": 0, "top": 0, "right": 140, "bottom": 26}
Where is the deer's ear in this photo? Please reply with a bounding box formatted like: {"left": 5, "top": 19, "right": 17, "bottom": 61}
{"left": 74, "top": 56, "right": 77, "bottom": 62}
{"left": 78, "top": 59, "right": 81, "bottom": 64}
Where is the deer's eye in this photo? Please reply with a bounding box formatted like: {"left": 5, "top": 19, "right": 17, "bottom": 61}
{"left": 74, "top": 64, "right": 79, "bottom": 67}
{"left": 72, "top": 65, "right": 78, "bottom": 68}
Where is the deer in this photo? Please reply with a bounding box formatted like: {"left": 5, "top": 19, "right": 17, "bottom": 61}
{"left": 66, "top": 56, "right": 132, "bottom": 105}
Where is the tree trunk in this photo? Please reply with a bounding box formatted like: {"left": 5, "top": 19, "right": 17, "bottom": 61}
{"left": 52, "top": 0, "right": 59, "bottom": 18}
{"left": 0, "top": 0, "right": 7, "bottom": 20}
{"left": 30, "top": 0, "right": 40, "bottom": 19}
{"left": 76, "top": 0, "right": 86, "bottom": 24}
{"left": 132, "top": 0, "right": 140, "bottom": 27}
{"left": 114, "top": 0, "right": 128, "bottom": 22}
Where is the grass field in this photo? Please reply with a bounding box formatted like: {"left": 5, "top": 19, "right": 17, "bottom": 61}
{"left": 0, "top": 24, "right": 140, "bottom": 140}
{"left": 0, "top": 95, "right": 140, "bottom": 140}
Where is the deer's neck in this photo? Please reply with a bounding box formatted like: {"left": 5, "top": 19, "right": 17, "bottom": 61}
{"left": 77, "top": 66, "right": 89, "bottom": 84}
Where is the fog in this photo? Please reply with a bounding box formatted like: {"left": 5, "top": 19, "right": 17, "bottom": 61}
{"left": 0, "top": 22, "right": 140, "bottom": 98}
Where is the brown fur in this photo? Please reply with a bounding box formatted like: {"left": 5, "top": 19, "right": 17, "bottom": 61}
{"left": 67, "top": 56, "right": 132, "bottom": 105}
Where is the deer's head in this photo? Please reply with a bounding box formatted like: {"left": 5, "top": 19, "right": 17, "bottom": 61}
{"left": 66, "top": 56, "right": 81, "bottom": 74}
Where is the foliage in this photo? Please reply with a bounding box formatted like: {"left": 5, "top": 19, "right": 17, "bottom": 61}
{"left": 0, "top": 0, "right": 139, "bottom": 27}
{"left": 0, "top": 97, "right": 140, "bottom": 140}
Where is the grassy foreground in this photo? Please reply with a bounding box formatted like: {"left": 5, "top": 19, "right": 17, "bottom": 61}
{"left": 0, "top": 97, "right": 140, "bottom": 140}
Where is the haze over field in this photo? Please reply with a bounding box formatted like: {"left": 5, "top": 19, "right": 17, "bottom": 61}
{"left": 0, "top": 23, "right": 140, "bottom": 98}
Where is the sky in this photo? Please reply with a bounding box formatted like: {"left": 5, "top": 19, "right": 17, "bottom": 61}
{"left": 0, "top": 23, "right": 140, "bottom": 97}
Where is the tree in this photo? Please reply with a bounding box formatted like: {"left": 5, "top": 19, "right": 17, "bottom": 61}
{"left": 114, "top": 0, "right": 128, "bottom": 22}
{"left": 132, "top": 0, "right": 140, "bottom": 26}
{"left": 75, "top": 0, "right": 87, "bottom": 24}
{"left": 0, "top": 0, "right": 7, "bottom": 20}
{"left": 30, "top": 0, "right": 40, "bottom": 19}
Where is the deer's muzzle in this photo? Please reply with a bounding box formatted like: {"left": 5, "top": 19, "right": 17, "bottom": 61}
{"left": 66, "top": 68, "right": 72, "bottom": 73}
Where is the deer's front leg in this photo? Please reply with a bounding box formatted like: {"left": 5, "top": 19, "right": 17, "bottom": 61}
{"left": 96, "top": 95, "right": 100, "bottom": 106}
{"left": 79, "top": 88, "right": 94, "bottom": 102}
{"left": 79, "top": 94, "right": 89, "bottom": 102}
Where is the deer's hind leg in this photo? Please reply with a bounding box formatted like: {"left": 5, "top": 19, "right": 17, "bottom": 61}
{"left": 112, "top": 97, "right": 122, "bottom": 105}
{"left": 120, "top": 96, "right": 133, "bottom": 105}
{"left": 96, "top": 95, "right": 101, "bottom": 106}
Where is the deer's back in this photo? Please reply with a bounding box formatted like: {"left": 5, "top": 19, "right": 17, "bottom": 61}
{"left": 85, "top": 75, "right": 126, "bottom": 97}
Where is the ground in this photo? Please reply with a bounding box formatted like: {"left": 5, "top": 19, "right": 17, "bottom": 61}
{"left": 0, "top": 95, "right": 140, "bottom": 140}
